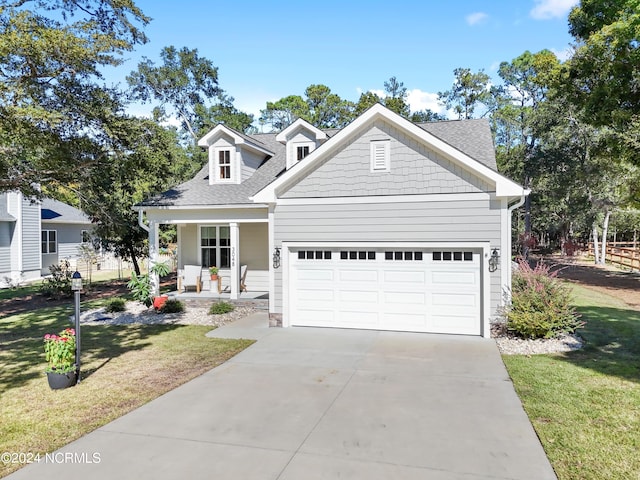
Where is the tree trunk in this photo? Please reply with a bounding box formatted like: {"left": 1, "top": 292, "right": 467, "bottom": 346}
{"left": 592, "top": 223, "right": 600, "bottom": 264}
{"left": 600, "top": 210, "right": 611, "bottom": 265}
{"left": 128, "top": 243, "right": 141, "bottom": 275}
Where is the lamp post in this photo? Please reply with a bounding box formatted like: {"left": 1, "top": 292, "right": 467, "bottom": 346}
{"left": 71, "top": 271, "right": 82, "bottom": 384}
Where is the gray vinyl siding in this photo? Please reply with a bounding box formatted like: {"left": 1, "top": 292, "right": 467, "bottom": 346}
{"left": 21, "top": 198, "right": 40, "bottom": 271}
{"left": 282, "top": 120, "right": 492, "bottom": 199}
{"left": 41, "top": 223, "right": 87, "bottom": 273}
{"left": 241, "top": 148, "right": 265, "bottom": 182}
{"left": 0, "top": 222, "right": 12, "bottom": 273}
{"left": 273, "top": 198, "right": 502, "bottom": 316}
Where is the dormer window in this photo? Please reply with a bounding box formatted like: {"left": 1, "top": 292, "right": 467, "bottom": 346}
{"left": 218, "top": 150, "right": 231, "bottom": 180}
{"left": 297, "top": 145, "right": 310, "bottom": 160}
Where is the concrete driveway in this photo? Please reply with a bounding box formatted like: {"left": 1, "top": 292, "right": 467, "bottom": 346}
{"left": 9, "top": 313, "right": 556, "bottom": 479}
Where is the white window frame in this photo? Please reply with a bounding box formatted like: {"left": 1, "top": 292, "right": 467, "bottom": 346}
{"left": 370, "top": 140, "right": 390, "bottom": 172}
{"left": 199, "top": 225, "right": 231, "bottom": 269}
{"left": 42, "top": 230, "right": 57, "bottom": 254}
{"left": 287, "top": 141, "right": 315, "bottom": 169}
{"left": 215, "top": 148, "right": 234, "bottom": 182}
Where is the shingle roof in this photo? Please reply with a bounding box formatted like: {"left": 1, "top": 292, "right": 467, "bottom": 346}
{"left": 41, "top": 198, "right": 91, "bottom": 224}
{"left": 139, "top": 118, "right": 497, "bottom": 208}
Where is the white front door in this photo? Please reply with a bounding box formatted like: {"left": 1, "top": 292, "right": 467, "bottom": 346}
{"left": 288, "top": 247, "right": 482, "bottom": 335}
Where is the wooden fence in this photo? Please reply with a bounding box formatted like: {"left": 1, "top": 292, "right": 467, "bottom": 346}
{"left": 587, "top": 242, "right": 640, "bottom": 271}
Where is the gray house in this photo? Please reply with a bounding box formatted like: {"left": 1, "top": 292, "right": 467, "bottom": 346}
{"left": 0, "top": 193, "right": 92, "bottom": 286}
{"left": 137, "top": 104, "right": 527, "bottom": 337}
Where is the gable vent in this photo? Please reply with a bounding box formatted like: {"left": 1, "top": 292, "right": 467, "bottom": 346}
{"left": 370, "top": 140, "right": 390, "bottom": 172}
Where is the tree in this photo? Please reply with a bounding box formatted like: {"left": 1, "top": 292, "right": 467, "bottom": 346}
{"left": 354, "top": 91, "right": 382, "bottom": 116}
{"left": 0, "top": 0, "right": 149, "bottom": 197}
{"left": 195, "top": 93, "right": 256, "bottom": 135}
{"left": 304, "top": 84, "right": 354, "bottom": 128}
{"left": 75, "top": 117, "right": 189, "bottom": 275}
{"left": 438, "top": 68, "right": 492, "bottom": 119}
{"left": 382, "top": 76, "right": 410, "bottom": 117}
{"left": 259, "top": 95, "right": 309, "bottom": 131}
{"left": 410, "top": 110, "right": 447, "bottom": 122}
{"left": 127, "top": 46, "right": 221, "bottom": 140}
{"left": 259, "top": 86, "right": 355, "bottom": 131}
{"left": 566, "top": 0, "right": 640, "bottom": 130}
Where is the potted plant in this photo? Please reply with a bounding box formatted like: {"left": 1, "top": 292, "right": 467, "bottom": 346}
{"left": 209, "top": 266, "right": 219, "bottom": 280}
{"left": 43, "top": 328, "right": 77, "bottom": 389}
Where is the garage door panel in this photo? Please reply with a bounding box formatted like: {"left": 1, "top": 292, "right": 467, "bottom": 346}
{"left": 430, "top": 270, "right": 477, "bottom": 285}
{"left": 383, "top": 270, "right": 426, "bottom": 283}
{"left": 289, "top": 247, "right": 482, "bottom": 335}
{"left": 297, "top": 268, "right": 334, "bottom": 281}
{"left": 432, "top": 293, "right": 476, "bottom": 307}
{"left": 383, "top": 291, "right": 426, "bottom": 305}
{"left": 338, "top": 269, "right": 378, "bottom": 282}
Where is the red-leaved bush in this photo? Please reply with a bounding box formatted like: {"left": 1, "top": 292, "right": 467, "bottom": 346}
{"left": 502, "top": 259, "right": 583, "bottom": 339}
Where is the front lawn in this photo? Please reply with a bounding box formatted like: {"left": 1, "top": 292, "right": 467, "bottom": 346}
{"left": 503, "top": 284, "right": 640, "bottom": 480}
{"left": 0, "top": 302, "right": 253, "bottom": 478}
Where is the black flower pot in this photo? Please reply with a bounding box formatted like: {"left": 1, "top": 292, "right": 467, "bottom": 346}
{"left": 46, "top": 371, "right": 77, "bottom": 390}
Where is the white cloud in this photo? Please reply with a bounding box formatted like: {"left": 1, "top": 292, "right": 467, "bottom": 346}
{"left": 466, "top": 12, "right": 489, "bottom": 26}
{"left": 530, "top": 0, "right": 578, "bottom": 20}
{"left": 406, "top": 89, "right": 446, "bottom": 114}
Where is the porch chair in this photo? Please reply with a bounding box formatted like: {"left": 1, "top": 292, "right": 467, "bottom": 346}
{"left": 240, "top": 264, "right": 248, "bottom": 293}
{"left": 182, "top": 265, "right": 202, "bottom": 293}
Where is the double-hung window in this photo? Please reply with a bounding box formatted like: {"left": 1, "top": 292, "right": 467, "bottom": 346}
{"left": 218, "top": 149, "right": 232, "bottom": 180}
{"left": 200, "top": 226, "right": 231, "bottom": 269}
{"left": 42, "top": 230, "right": 57, "bottom": 254}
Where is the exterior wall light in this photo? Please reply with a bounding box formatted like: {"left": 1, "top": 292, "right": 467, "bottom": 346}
{"left": 488, "top": 248, "right": 500, "bottom": 272}
{"left": 273, "top": 247, "right": 281, "bottom": 269}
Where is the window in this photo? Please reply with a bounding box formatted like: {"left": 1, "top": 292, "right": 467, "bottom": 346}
{"left": 81, "top": 230, "right": 90, "bottom": 244}
{"left": 42, "top": 230, "right": 57, "bottom": 254}
{"left": 340, "top": 251, "right": 376, "bottom": 260}
{"left": 218, "top": 150, "right": 231, "bottom": 180}
{"left": 370, "top": 140, "right": 390, "bottom": 172}
{"left": 200, "top": 226, "right": 231, "bottom": 269}
{"left": 297, "top": 145, "right": 310, "bottom": 160}
{"left": 298, "top": 250, "right": 332, "bottom": 260}
{"left": 385, "top": 251, "right": 423, "bottom": 261}
{"left": 432, "top": 251, "right": 474, "bottom": 262}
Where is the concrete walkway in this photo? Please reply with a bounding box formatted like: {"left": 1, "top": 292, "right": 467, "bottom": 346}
{"left": 10, "top": 313, "right": 556, "bottom": 479}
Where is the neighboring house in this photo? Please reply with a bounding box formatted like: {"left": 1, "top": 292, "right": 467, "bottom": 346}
{"left": 0, "top": 193, "right": 92, "bottom": 287}
{"left": 136, "top": 103, "right": 528, "bottom": 337}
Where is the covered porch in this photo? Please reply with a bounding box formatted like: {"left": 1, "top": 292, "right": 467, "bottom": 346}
{"left": 141, "top": 205, "right": 270, "bottom": 301}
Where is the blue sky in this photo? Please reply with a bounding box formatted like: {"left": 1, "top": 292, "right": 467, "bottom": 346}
{"left": 105, "top": 0, "right": 579, "bottom": 121}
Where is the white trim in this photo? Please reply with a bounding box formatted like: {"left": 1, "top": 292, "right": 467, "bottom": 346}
{"left": 268, "top": 205, "right": 276, "bottom": 315}
{"left": 276, "top": 192, "right": 491, "bottom": 206}
{"left": 198, "top": 124, "right": 274, "bottom": 156}
{"left": 252, "top": 103, "right": 526, "bottom": 203}
{"left": 134, "top": 204, "right": 269, "bottom": 211}
{"left": 281, "top": 240, "right": 491, "bottom": 337}
{"left": 500, "top": 197, "right": 509, "bottom": 307}
{"left": 230, "top": 222, "right": 239, "bottom": 300}
{"left": 275, "top": 118, "right": 328, "bottom": 144}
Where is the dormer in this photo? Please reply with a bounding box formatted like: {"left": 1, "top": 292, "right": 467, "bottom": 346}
{"left": 276, "top": 118, "right": 328, "bottom": 170}
{"left": 198, "top": 125, "right": 274, "bottom": 185}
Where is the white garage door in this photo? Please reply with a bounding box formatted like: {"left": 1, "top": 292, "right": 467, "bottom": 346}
{"left": 289, "top": 247, "right": 482, "bottom": 335}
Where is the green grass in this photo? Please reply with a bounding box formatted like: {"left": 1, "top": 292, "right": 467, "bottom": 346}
{"left": 0, "top": 300, "right": 253, "bottom": 478}
{"left": 503, "top": 284, "right": 640, "bottom": 480}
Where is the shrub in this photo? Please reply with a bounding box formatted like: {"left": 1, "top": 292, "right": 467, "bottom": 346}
{"left": 503, "top": 260, "right": 583, "bottom": 339}
{"left": 159, "top": 299, "right": 184, "bottom": 314}
{"left": 40, "top": 260, "right": 73, "bottom": 299}
{"left": 127, "top": 262, "right": 171, "bottom": 307}
{"left": 209, "top": 301, "right": 234, "bottom": 315}
{"left": 105, "top": 298, "right": 126, "bottom": 313}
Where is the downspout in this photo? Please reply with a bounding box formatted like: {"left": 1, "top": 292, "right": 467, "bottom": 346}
{"left": 138, "top": 210, "right": 150, "bottom": 233}
{"left": 506, "top": 192, "right": 528, "bottom": 301}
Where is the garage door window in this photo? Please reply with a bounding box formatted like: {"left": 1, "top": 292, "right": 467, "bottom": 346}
{"left": 298, "top": 250, "right": 332, "bottom": 260}
{"left": 340, "top": 251, "right": 376, "bottom": 260}
{"left": 384, "top": 251, "right": 423, "bottom": 261}
{"left": 433, "top": 251, "right": 474, "bottom": 261}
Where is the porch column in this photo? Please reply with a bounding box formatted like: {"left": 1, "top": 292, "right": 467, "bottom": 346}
{"left": 230, "top": 222, "right": 239, "bottom": 300}
{"left": 149, "top": 220, "right": 160, "bottom": 296}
